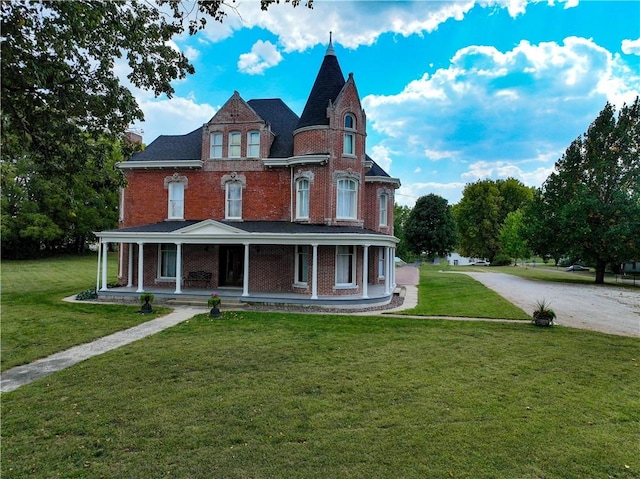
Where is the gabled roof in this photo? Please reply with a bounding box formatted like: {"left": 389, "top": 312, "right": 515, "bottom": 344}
{"left": 296, "top": 43, "right": 346, "bottom": 130}
{"left": 130, "top": 127, "right": 202, "bottom": 162}
{"left": 248, "top": 99, "right": 299, "bottom": 158}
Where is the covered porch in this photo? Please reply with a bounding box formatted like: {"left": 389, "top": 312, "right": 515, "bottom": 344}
{"left": 95, "top": 220, "right": 398, "bottom": 307}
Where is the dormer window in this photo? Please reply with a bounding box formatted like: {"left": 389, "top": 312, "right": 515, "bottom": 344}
{"left": 247, "top": 131, "right": 260, "bottom": 158}
{"left": 343, "top": 113, "right": 356, "bottom": 156}
{"left": 229, "top": 132, "right": 241, "bottom": 158}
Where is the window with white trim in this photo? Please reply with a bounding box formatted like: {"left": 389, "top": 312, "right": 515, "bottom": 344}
{"left": 168, "top": 182, "right": 184, "bottom": 220}
{"left": 295, "top": 245, "right": 309, "bottom": 285}
{"left": 336, "top": 245, "right": 355, "bottom": 286}
{"left": 296, "top": 178, "right": 310, "bottom": 219}
{"left": 337, "top": 179, "right": 357, "bottom": 219}
{"left": 378, "top": 247, "right": 386, "bottom": 278}
{"left": 159, "top": 243, "right": 177, "bottom": 278}
{"left": 225, "top": 181, "right": 242, "bottom": 219}
{"left": 379, "top": 193, "right": 388, "bottom": 226}
{"left": 210, "top": 132, "right": 223, "bottom": 158}
{"left": 247, "top": 131, "right": 260, "bottom": 158}
{"left": 228, "top": 131, "right": 241, "bottom": 158}
{"left": 343, "top": 114, "right": 355, "bottom": 155}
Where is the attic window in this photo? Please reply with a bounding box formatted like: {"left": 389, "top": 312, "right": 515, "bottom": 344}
{"left": 229, "top": 132, "right": 241, "bottom": 158}
{"left": 210, "top": 132, "right": 223, "bottom": 158}
{"left": 247, "top": 131, "right": 260, "bottom": 158}
{"left": 343, "top": 114, "right": 356, "bottom": 156}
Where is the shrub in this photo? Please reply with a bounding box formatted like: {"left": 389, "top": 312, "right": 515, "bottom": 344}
{"left": 75, "top": 288, "right": 98, "bottom": 301}
{"left": 491, "top": 254, "right": 512, "bottom": 266}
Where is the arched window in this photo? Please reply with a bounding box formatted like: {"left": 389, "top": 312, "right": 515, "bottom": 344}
{"left": 247, "top": 131, "right": 260, "bottom": 157}
{"left": 228, "top": 131, "right": 241, "bottom": 158}
{"left": 343, "top": 113, "right": 356, "bottom": 156}
{"left": 225, "top": 181, "right": 242, "bottom": 219}
{"left": 379, "top": 193, "right": 388, "bottom": 226}
{"left": 337, "top": 178, "right": 357, "bottom": 219}
{"left": 296, "top": 178, "right": 310, "bottom": 219}
{"left": 168, "top": 182, "right": 184, "bottom": 220}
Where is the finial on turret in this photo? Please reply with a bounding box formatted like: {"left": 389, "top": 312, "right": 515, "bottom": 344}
{"left": 326, "top": 31, "right": 336, "bottom": 56}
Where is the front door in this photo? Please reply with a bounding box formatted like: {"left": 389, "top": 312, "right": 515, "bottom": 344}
{"left": 219, "top": 245, "right": 244, "bottom": 287}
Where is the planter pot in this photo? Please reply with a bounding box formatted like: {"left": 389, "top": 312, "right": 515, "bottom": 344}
{"left": 533, "top": 314, "right": 553, "bottom": 327}
{"left": 209, "top": 306, "right": 221, "bottom": 318}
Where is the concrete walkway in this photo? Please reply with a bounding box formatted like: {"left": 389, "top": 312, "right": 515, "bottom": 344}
{"left": 0, "top": 307, "right": 204, "bottom": 393}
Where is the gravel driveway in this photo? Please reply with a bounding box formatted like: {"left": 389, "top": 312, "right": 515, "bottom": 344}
{"left": 463, "top": 272, "right": 640, "bottom": 337}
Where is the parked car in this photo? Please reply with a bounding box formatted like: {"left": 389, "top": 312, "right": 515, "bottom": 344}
{"left": 566, "top": 265, "right": 589, "bottom": 272}
{"left": 471, "top": 260, "right": 490, "bottom": 266}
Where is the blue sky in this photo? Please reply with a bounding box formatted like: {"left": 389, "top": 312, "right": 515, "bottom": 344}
{"left": 126, "top": 0, "right": 640, "bottom": 207}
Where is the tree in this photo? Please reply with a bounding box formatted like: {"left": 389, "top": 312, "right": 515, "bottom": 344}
{"left": 1, "top": 0, "right": 311, "bottom": 258}
{"left": 499, "top": 209, "right": 531, "bottom": 265}
{"left": 453, "top": 178, "right": 533, "bottom": 262}
{"left": 404, "top": 194, "right": 457, "bottom": 259}
{"left": 532, "top": 98, "right": 640, "bottom": 284}
{"left": 393, "top": 203, "right": 417, "bottom": 262}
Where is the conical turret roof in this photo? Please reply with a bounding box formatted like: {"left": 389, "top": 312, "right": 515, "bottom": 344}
{"left": 296, "top": 38, "right": 345, "bottom": 129}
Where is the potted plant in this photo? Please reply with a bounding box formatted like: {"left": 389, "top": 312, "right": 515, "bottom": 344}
{"left": 139, "top": 293, "right": 155, "bottom": 314}
{"left": 208, "top": 292, "right": 221, "bottom": 318}
{"left": 532, "top": 299, "right": 555, "bottom": 326}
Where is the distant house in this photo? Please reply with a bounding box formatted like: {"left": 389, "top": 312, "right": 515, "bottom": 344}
{"left": 94, "top": 39, "right": 401, "bottom": 307}
{"left": 434, "top": 253, "right": 482, "bottom": 266}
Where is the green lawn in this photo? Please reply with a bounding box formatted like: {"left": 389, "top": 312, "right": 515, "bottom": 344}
{"left": 1, "top": 255, "right": 169, "bottom": 371}
{"left": 1, "top": 257, "right": 639, "bottom": 478}
{"left": 3, "top": 313, "right": 638, "bottom": 479}
{"left": 399, "top": 265, "right": 531, "bottom": 319}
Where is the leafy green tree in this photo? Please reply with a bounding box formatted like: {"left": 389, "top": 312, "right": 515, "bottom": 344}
{"left": 1, "top": 0, "right": 311, "bottom": 258}
{"left": 1, "top": 136, "right": 130, "bottom": 258}
{"left": 393, "top": 203, "right": 417, "bottom": 262}
{"left": 405, "top": 194, "right": 457, "bottom": 259}
{"left": 453, "top": 178, "right": 533, "bottom": 262}
{"left": 499, "top": 209, "right": 531, "bottom": 265}
{"left": 532, "top": 98, "right": 640, "bottom": 283}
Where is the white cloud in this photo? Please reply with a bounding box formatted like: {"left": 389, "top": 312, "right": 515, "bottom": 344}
{"left": 132, "top": 97, "right": 217, "bottom": 144}
{"left": 196, "top": 0, "right": 558, "bottom": 54}
{"left": 621, "top": 38, "right": 640, "bottom": 55}
{"left": 238, "top": 40, "right": 283, "bottom": 75}
{"left": 396, "top": 182, "right": 467, "bottom": 207}
{"left": 363, "top": 36, "right": 640, "bottom": 201}
{"left": 369, "top": 144, "right": 394, "bottom": 172}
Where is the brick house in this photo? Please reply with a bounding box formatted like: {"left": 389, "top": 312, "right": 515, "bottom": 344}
{"left": 95, "top": 40, "right": 401, "bottom": 306}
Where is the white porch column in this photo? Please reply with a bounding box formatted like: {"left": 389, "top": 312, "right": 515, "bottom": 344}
{"left": 118, "top": 242, "right": 123, "bottom": 281}
{"left": 174, "top": 242, "right": 183, "bottom": 294}
{"left": 127, "top": 243, "right": 133, "bottom": 288}
{"left": 391, "top": 247, "right": 397, "bottom": 290}
{"left": 100, "top": 241, "right": 108, "bottom": 291}
{"left": 96, "top": 239, "right": 102, "bottom": 293}
{"left": 311, "top": 243, "right": 319, "bottom": 300}
{"left": 384, "top": 246, "right": 391, "bottom": 295}
{"left": 242, "top": 242, "right": 250, "bottom": 297}
{"left": 136, "top": 242, "right": 145, "bottom": 293}
{"left": 362, "top": 245, "right": 369, "bottom": 299}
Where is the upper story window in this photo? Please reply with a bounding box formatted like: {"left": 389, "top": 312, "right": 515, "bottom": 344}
{"left": 296, "top": 178, "right": 310, "bottom": 219}
{"left": 247, "top": 131, "right": 260, "bottom": 158}
{"left": 168, "top": 181, "right": 184, "bottom": 220}
{"left": 210, "top": 132, "right": 223, "bottom": 158}
{"left": 337, "top": 178, "right": 357, "bottom": 220}
{"left": 228, "top": 132, "right": 241, "bottom": 158}
{"left": 379, "top": 193, "right": 388, "bottom": 226}
{"left": 343, "top": 113, "right": 356, "bottom": 156}
{"left": 225, "top": 181, "right": 242, "bottom": 219}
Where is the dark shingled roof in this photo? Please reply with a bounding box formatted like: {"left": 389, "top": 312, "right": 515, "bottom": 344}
{"left": 131, "top": 127, "right": 202, "bottom": 162}
{"left": 108, "top": 220, "right": 386, "bottom": 236}
{"left": 296, "top": 51, "right": 346, "bottom": 130}
{"left": 366, "top": 156, "right": 391, "bottom": 178}
{"left": 248, "top": 99, "right": 299, "bottom": 158}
